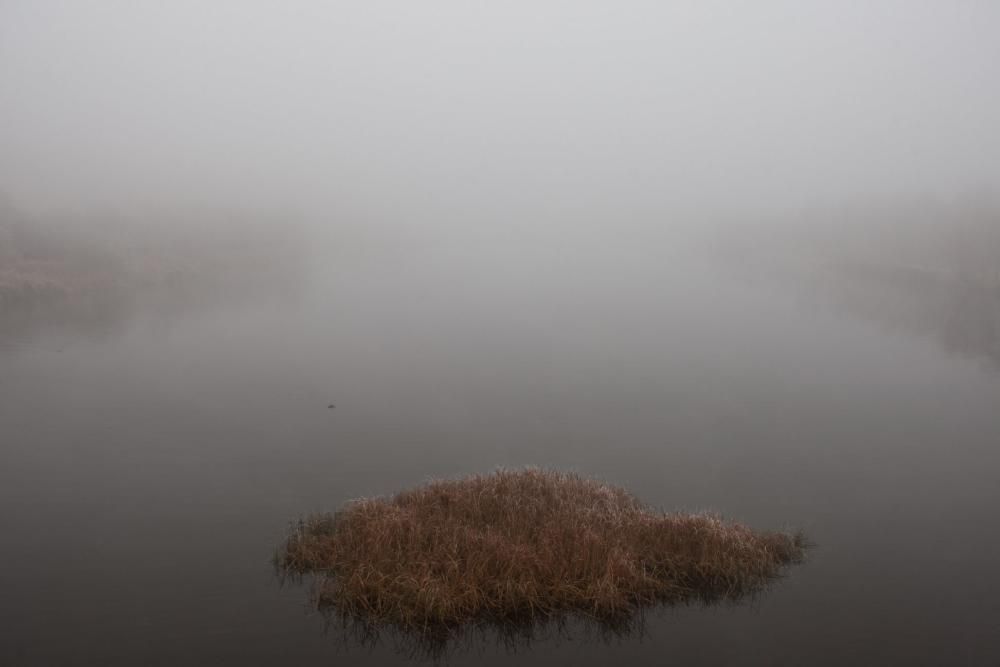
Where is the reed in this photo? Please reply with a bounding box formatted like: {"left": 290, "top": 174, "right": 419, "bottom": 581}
{"left": 278, "top": 468, "right": 806, "bottom": 635}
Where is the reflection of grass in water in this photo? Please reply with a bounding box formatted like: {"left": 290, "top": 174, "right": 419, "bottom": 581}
{"left": 0, "top": 239, "right": 304, "bottom": 346}
{"left": 308, "top": 605, "right": 673, "bottom": 661}
{"left": 808, "top": 262, "right": 1000, "bottom": 369}
{"left": 277, "top": 468, "right": 807, "bottom": 655}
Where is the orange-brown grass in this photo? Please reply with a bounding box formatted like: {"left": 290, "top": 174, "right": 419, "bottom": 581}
{"left": 278, "top": 468, "right": 806, "bottom": 636}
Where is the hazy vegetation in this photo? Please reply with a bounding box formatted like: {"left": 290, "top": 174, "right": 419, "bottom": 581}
{"left": 707, "top": 197, "right": 1000, "bottom": 369}
{"left": 0, "top": 198, "right": 306, "bottom": 310}
{"left": 277, "top": 469, "right": 806, "bottom": 645}
{"left": 716, "top": 196, "right": 1000, "bottom": 289}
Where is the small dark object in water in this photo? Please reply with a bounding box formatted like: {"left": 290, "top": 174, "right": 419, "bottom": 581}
{"left": 328, "top": 404, "right": 335, "bottom": 409}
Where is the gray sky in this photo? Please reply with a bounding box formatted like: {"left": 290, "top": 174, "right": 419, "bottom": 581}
{"left": 1, "top": 1, "right": 998, "bottom": 236}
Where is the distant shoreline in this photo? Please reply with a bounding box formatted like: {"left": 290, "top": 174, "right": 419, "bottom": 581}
{"left": 0, "top": 257, "right": 120, "bottom": 303}
{"left": 2, "top": 236, "right": 304, "bottom": 309}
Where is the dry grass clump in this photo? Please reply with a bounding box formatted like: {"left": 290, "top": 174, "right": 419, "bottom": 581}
{"left": 278, "top": 469, "right": 806, "bottom": 635}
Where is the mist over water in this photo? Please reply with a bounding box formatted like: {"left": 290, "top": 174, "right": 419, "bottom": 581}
{"left": 2, "top": 2, "right": 1000, "bottom": 665}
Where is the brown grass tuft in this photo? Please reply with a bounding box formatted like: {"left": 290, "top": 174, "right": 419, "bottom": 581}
{"left": 277, "top": 468, "right": 806, "bottom": 636}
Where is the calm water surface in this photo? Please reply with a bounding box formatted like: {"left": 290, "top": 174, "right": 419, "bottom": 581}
{"left": 2, "top": 243, "right": 998, "bottom": 665}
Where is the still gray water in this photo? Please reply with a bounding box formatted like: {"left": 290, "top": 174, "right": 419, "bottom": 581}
{"left": 2, "top": 243, "right": 999, "bottom": 665}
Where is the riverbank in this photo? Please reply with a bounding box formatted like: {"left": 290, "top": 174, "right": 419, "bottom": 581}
{"left": 0, "top": 257, "right": 119, "bottom": 305}
{"left": 1, "top": 217, "right": 306, "bottom": 309}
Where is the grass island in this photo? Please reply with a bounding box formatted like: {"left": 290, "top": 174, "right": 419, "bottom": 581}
{"left": 277, "top": 468, "right": 807, "bottom": 639}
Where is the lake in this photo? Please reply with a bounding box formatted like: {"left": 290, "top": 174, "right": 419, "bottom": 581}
{"left": 2, "top": 241, "right": 998, "bottom": 665}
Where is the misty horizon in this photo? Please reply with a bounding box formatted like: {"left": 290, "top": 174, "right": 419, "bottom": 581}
{"left": 3, "top": 2, "right": 998, "bottom": 234}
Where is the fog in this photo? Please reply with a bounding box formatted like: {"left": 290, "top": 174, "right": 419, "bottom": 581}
{"left": 2, "top": 3, "right": 1000, "bottom": 666}
{"left": 3, "top": 1, "right": 998, "bottom": 245}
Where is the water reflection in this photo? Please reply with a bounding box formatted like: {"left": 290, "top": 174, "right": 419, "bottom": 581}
{"left": 0, "top": 266, "right": 305, "bottom": 354}
{"left": 0, "top": 289, "right": 133, "bottom": 349}
{"left": 280, "top": 573, "right": 795, "bottom": 662}
{"left": 310, "top": 606, "right": 641, "bottom": 662}
{"left": 801, "top": 262, "right": 1000, "bottom": 369}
